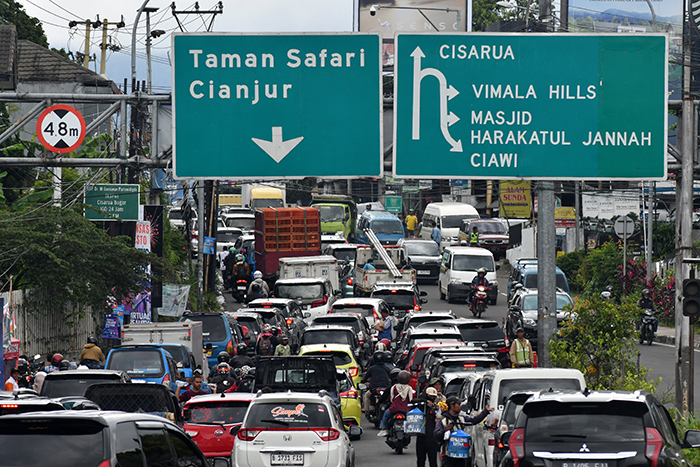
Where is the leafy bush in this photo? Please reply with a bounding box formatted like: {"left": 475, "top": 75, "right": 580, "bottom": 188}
{"left": 577, "top": 242, "right": 622, "bottom": 297}
{"left": 549, "top": 297, "right": 660, "bottom": 392}
{"left": 556, "top": 249, "right": 586, "bottom": 293}
{"left": 668, "top": 407, "right": 700, "bottom": 466}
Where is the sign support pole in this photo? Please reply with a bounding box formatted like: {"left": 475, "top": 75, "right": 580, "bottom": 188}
{"left": 537, "top": 181, "right": 557, "bottom": 367}
{"left": 197, "top": 182, "right": 205, "bottom": 312}
{"left": 623, "top": 218, "right": 627, "bottom": 292}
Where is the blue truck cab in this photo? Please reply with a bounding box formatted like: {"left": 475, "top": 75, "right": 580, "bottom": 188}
{"left": 105, "top": 345, "right": 180, "bottom": 392}
{"left": 355, "top": 210, "right": 405, "bottom": 246}
{"left": 180, "top": 312, "right": 238, "bottom": 368}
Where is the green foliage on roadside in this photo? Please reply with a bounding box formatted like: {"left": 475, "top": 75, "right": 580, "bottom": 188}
{"left": 576, "top": 242, "right": 622, "bottom": 297}
{"left": 0, "top": 0, "right": 48, "bottom": 48}
{"left": 549, "top": 297, "right": 660, "bottom": 392}
{"left": 668, "top": 408, "right": 700, "bottom": 466}
{"left": 556, "top": 249, "right": 586, "bottom": 293}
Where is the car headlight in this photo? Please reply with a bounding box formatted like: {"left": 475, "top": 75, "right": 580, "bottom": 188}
{"left": 450, "top": 278, "right": 462, "bottom": 284}
{"left": 524, "top": 318, "right": 537, "bottom": 327}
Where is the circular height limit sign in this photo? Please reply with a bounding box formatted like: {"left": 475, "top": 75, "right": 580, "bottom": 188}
{"left": 36, "top": 104, "right": 86, "bottom": 153}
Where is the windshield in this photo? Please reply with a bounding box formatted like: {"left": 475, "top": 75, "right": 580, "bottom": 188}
{"left": 474, "top": 221, "right": 506, "bottom": 234}
{"left": 226, "top": 217, "right": 255, "bottom": 230}
{"left": 158, "top": 345, "right": 187, "bottom": 367}
{"left": 445, "top": 379, "right": 465, "bottom": 397}
{"left": 441, "top": 215, "right": 469, "bottom": 229}
{"left": 332, "top": 304, "right": 375, "bottom": 317}
{"left": 40, "top": 376, "right": 123, "bottom": 398}
{"left": 458, "top": 323, "right": 506, "bottom": 342}
{"left": 301, "top": 331, "right": 354, "bottom": 346}
{"left": 312, "top": 318, "right": 360, "bottom": 333}
{"left": 316, "top": 205, "right": 346, "bottom": 222}
{"left": 252, "top": 199, "right": 284, "bottom": 209}
{"left": 246, "top": 402, "right": 331, "bottom": 428}
{"left": 521, "top": 294, "right": 573, "bottom": 312}
{"left": 106, "top": 349, "right": 165, "bottom": 378}
{"left": 372, "top": 290, "right": 416, "bottom": 309}
{"left": 257, "top": 312, "right": 278, "bottom": 325}
{"left": 217, "top": 231, "right": 242, "bottom": 243}
{"left": 187, "top": 315, "right": 228, "bottom": 342}
{"left": 452, "top": 255, "right": 494, "bottom": 272}
{"left": 169, "top": 210, "right": 184, "bottom": 220}
{"left": 523, "top": 273, "right": 568, "bottom": 290}
{"left": 372, "top": 220, "right": 404, "bottom": 235}
{"left": 332, "top": 249, "right": 356, "bottom": 262}
{"left": 524, "top": 401, "right": 646, "bottom": 443}
{"left": 275, "top": 284, "right": 324, "bottom": 300}
{"left": 407, "top": 315, "right": 452, "bottom": 328}
{"left": 302, "top": 351, "right": 353, "bottom": 366}
{"left": 436, "top": 360, "right": 499, "bottom": 375}
{"left": 0, "top": 419, "right": 105, "bottom": 467}
{"left": 498, "top": 378, "right": 582, "bottom": 406}
{"left": 229, "top": 316, "right": 261, "bottom": 338}
{"left": 185, "top": 400, "right": 251, "bottom": 425}
{"left": 405, "top": 242, "right": 440, "bottom": 256}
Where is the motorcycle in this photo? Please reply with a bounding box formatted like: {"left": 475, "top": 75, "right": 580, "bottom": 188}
{"left": 639, "top": 309, "right": 656, "bottom": 346}
{"left": 366, "top": 388, "right": 387, "bottom": 428}
{"left": 385, "top": 412, "right": 411, "bottom": 454}
{"left": 232, "top": 279, "right": 248, "bottom": 303}
{"left": 470, "top": 285, "right": 490, "bottom": 318}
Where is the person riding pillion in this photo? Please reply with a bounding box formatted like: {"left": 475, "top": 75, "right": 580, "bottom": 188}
{"left": 233, "top": 254, "right": 250, "bottom": 280}
{"left": 377, "top": 370, "right": 414, "bottom": 437}
{"left": 248, "top": 270, "right": 270, "bottom": 296}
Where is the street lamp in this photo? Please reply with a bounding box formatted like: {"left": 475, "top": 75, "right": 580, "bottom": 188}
{"left": 369, "top": 4, "right": 461, "bottom": 32}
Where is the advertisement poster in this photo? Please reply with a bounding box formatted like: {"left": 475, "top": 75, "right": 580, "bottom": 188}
{"left": 582, "top": 193, "right": 639, "bottom": 219}
{"left": 102, "top": 314, "right": 120, "bottom": 339}
{"left": 555, "top": 207, "right": 576, "bottom": 227}
{"left": 499, "top": 180, "right": 531, "bottom": 218}
{"left": 160, "top": 284, "right": 191, "bottom": 317}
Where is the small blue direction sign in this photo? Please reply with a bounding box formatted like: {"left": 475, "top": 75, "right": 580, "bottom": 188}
{"left": 173, "top": 33, "right": 383, "bottom": 179}
{"left": 393, "top": 34, "right": 667, "bottom": 180}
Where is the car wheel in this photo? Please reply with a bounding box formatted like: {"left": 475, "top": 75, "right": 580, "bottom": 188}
{"left": 446, "top": 287, "right": 453, "bottom": 303}
{"left": 439, "top": 284, "right": 446, "bottom": 300}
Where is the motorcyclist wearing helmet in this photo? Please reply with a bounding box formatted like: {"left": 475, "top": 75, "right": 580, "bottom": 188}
{"left": 378, "top": 370, "right": 414, "bottom": 437}
{"left": 210, "top": 362, "right": 237, "bottom": 393}
{"left": 44, "top": 353, "right": 63, "bottom": 374}
{"left": 79, "top": 336, "right": 105, "bottom": 369}
{"left": 225, "top": 365, "right": 254, "bottom": 393}
{"left": 233, "top": 254, "right": 250, "bottom": 280}
{"left": 58, "top": 360, "right": 71, "bottom": 371}
{"left": 230, "top": 343, "right": 255, "bottom": 368}
{"left": 245, "top": 282, "right": 266, "bottom": 304}
{"left": 470, "top": 268, "right": 490, "bottom": 303}
{"left": 223, "top": 248, "right": 239, "bottom": 289}
{"left": 362, "top": 350, "right": 394, "bottom": 412}
{"left": 16, "top": 358, "right": 30, "bottom": 388}
{"left": 248, "top": 270, "right": 270, "bottom": 297}
{"left": 637, "top": 288, "right": 658, "bottom": 332}
{"left": 605, "top": 285, "right": 621, "bottom": 305}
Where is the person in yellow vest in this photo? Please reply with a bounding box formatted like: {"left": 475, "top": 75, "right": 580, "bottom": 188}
{"left": 509, "top": 327, "right": 534, "bottom": 368}
{"left": 406, "top": 209, "right": 418, "bottom": 237}
{"left": 469, "top": 226, "right": 480, "bottom": 247}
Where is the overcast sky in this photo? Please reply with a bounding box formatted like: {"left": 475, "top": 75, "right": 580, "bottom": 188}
{"left": 21, "top": 0, "right": 356, "bottom": 92}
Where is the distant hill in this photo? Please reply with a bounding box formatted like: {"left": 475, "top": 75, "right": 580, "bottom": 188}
{"left": 569, "top": 7, "right": 682, "bottom": 25}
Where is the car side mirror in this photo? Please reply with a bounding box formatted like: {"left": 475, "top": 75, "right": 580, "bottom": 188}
{"left": 303, "top": 312, "right": 311, "bottom": 319}
{"left": 410, "top": 363, "right": 419, "bottom": 372}
{"left": 420, "top": 291, "right": 427, "bottom": 297}
{"left": 212, "top": 459, "right": 229, "bottom": 467}
{"left": 496, "top": 264, "right": 501, "bottom": 270}
{"left": 421, "top": 298, "right": 428, "bottom": 304}
{"left": 348, "top": 425, "right": 363, "bottom": 438}
{"left": 357, "top": 383, "right": 367, "bottom": 391}
{"left": 230, "top": 426, "right": 241, "bottom": 436}
{"left": 468, "top": 395, "right": 477, "bottom": 408}
{"left": 683, "top": 430, "right": 700, "bottom": 448}
{"left": 334, "top": 290, "right": 342, "bottom": 297}
{"left": 500, "top": 431, "right": 511, "bottom": 445}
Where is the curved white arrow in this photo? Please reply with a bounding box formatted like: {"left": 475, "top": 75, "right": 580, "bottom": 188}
{"left": 252, "top": 127, "right": 304, "bottom": 163}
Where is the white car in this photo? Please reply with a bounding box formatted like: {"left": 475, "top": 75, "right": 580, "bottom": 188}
{"left": 231, "top": 392, "right": 360, "bottom": 467}
{"left": 329, "top": 297, "right": 391, "bottom": 330}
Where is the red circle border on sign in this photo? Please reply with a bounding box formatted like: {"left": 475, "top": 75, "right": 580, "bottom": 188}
{"left": 36, "top": 104, "right": 87, "bottom": 154}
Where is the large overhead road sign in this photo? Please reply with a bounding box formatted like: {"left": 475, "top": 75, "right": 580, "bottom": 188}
{"left": 173, "top": 33, "right": 382, "bottom": 179}
{"left": 393, "top": 34, "right": 668, "bottom": 180}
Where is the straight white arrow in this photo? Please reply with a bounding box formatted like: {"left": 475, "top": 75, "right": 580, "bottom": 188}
{"left": 252, "top": 127, "right": 304, "bottom": 163}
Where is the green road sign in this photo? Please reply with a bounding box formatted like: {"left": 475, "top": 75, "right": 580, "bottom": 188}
{"left": 173, "top": 33, "right": 382, "bottom": 179}
{"left": 393, "top": 34, "right": 667, "bottom": 180}
{"left": 385, "top": 195, "right": 403, "bottom": 213}
{"left": 85, "top": 184, "right": 140, "bottom": 221}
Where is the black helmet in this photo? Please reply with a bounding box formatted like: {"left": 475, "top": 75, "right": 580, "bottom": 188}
{"left": 389, "top": 368, "right": 402, "bottom": 383}
{"left": 383, "top": 351, "right": 393, "bottom": 362}
{"left": 398, "top": 370, "right": 411, "bottom": 384}
{"left": 606, "top": 285, "right": 614, "bottom": 293}
{"left": 51, "top": 353, "right": 63, "bottom": 367}
{"left": 372, "top": 351, "right": 386, "bottom": 364}
{"left": 642, "top": 288, "right": 650, "bottom": 296}
{"left": 59, "top": 360, "right": 71, "bottom": 371}
{"left": 237, "top": 342, "right": 247, "bottom": 353}
{"left": 217, "top": 351, "right": 230, "bottom": 364}
{"left": 87, "top": 336, "right": 98, "bottom": 345}
{"left": 17, "top": 358, "right": 28, "bottom": 371}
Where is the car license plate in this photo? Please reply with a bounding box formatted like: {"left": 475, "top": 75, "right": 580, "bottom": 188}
{"left": 270, "top": 454, "right": 304, "bottom": 466}
{"left": 554, "top": 461, "right": 616, "bottom": 467}
{"left": 417, "top": 270, "right": 430, "bottom": 275}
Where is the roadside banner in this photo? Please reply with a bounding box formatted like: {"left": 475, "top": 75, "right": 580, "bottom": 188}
{"left": 500, "top": 181, "right": 531, "bottom": 218}
{"left": 160, "top": 284, "right": 191, "bottom": 317}
{"left": 102, "top": 314, "right": 120, "bottom": 339}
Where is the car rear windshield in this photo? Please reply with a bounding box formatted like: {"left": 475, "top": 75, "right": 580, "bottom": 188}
{"left": 445, "top": 378, "right": 466, "bottom": 397}
{"left": 169, "top": 210, "right": 184, "bottom": 220}
{"left": 436, "top": 360, "right": 499, "bottom": 374}
{"left": 373, "top": 290, "right": 416, "bottom": 309}
{"left": 524, "top": 401, "right": 647, "bottom": 443}
{"left": 332, "top": 304, "right": 375, "bottom": 317}
{"left": 246, "top": 402, "right": 331, "bottom": 428}
{"left": 185, "top": 400, "right": 251, "bottom": 425}
{"left": 231, "top": 316, "right": 261, "bottom": 334}
{"left": 473, "top": 221, "right": 506, "bottom": 234}
{"left": 301, "top": 331, "right": 354, "bottom": 347}
{"left": 217, "top": 231, "right": 242, "bottom": 243}
{"left": 41, "top": 376, "right": 124, "bottom": 398}
{"left": 332, "top": 249, "right": 356, "bottom": 262}
{"left": 407, "top": 315, "right": 452, "bottom": 328}
{"left": 276, "top": 284, "right": 324, "bottom": 300}
{"left": 226, "top": 217, "right": 255, "bottom": 230}
{"left": 497, "top": 379, "right": 582, "bottom": 406}
{"left": 302, "top": 351, "right": 353, "bottom": 366}
{"left": 187, "top": 315, "right": 228, "bottom": 342}
{"left": 313, "top": 318, "right": 360, "bottom": 333}
{"left": 405, "top": 242, "right": 440, "bottom": 256}
{"left": 0, "top": 419, "right": 105, "bottom": 467}
{"left": 107, "top": 349, "right": 165, "bottom": 378}
{"left": 452, "top": 255, "right": 494, "bottom": 272}
{"left": 372, "top": 220, "right": 404, "bottom": 235}
{"left": 256, "top": 312, "right": 278, "bottom": 325}
{"left": 523, "top": 273, "right": 568, "bottom": 291}
{"left": 522, "top": 294, "right": 573, "bottom": 312}
{"left": 458, "top": 322, "right": 505, "bottom": 342}
{"left": 158, "top": 345, "right": 187, "bottom": 367}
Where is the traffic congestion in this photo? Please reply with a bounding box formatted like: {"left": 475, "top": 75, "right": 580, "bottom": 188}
{"left": 2, "top": 199, "right": 700, "bottom": 467}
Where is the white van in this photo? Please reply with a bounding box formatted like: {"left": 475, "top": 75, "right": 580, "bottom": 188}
{"left": 438, "top": 247, "right": 499, "bottom": 304}
{"left": 466, "top": 368, "right": 587, "bottom": 467}
{"left": 421, "top": 202, "right": 479, "bottom": 249}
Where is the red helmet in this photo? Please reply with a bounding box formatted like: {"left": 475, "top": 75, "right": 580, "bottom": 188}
{"left": 51, "top": 353, "right": 63, "bottom": 366}
{"left": 380, "top": 338, "right": 391, "bottom": 348}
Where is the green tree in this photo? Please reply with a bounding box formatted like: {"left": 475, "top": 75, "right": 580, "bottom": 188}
{"left": 0, "top": 0, "right": 48, "bottom": 47}
{"left": 472, "top": 0, "right": 501, "bottom": 31}
{"left": 549, "top": 297, "right": 660, "bottom": 391}
{"left": 577, "top": 241, "right": 622, "bottom": 297}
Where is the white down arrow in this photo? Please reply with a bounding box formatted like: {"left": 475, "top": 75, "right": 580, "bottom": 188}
{"left": 251, "top": 127, "right": 304, "bottom": 163}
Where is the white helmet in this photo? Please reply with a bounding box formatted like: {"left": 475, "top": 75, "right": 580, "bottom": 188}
{"left": 254, "top": 270, "right": 263, "bottom": 279}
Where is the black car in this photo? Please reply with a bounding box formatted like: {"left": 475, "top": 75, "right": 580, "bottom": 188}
{"left": 433, "top": 318, "right": 511, "bottom": 367}
{"left": 394, "top": 325, "right": 463, "bottom": 368}
{"left": 0, "top": 397, "right": 65, "bottom": 415}
{"left": 371, "top": 279, "right": 428, "bottom": 332}
{"left": 239, "top": 307, "right": 294, "bottom": 347}
{"left": 0, "top": 411, "right": 210, "bottom": 467}
{"left": 492, "top": 390, "right": 538, "bottom": 467}
{"left": 40, "top": 369, "right": 131, "bottom": 409}
{"left": 397, "top": 238, "right": 442, "bottom": 284}
{"left": 248, "top": 298, "right": 308, "bottom": 347}
{"left": 501, "top": 390, "right": 700, "bottom": 467}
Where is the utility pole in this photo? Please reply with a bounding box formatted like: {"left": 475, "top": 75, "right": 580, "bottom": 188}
{"left": 675, "top": 6, "right": 696, "bottom": 415}
{"left": 97, "top": 16, "right": 125, "bottom": 76}
{"left": 536, "top": 181, "right": 557, "bottom": 367}
{"left": 69, "top": 19, "right": 102, "bottom": 69}
{"left": 646, "top": 182, "right": 654, "bottom": 283}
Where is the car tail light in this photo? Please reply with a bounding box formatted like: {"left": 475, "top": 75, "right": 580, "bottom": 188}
{"left": 348, "top": 367, "right": 359, "bottom": 377}
{"left": 497, "top": 441, "right": 505, "bottom": 449}
{"left": 0, "top": 404, "right": 18, "bottom": 409}
{"left": 347, "top": 277, "right": 353, "bottom": 286}
{"left": 488, "top": 436, "right": 495, "bottom": 445}
{"left": 509, "top": 428, "right": 525, "bottom": 467}
{"left": 286, "top": 318, "right": 293, "bottom": 325}
{"left": 314, "top": 428, "right": 340, "bottom": 441}
{"left": 237, "top": 429, "right": 262, "bottom": 441}
{"left": 311, "top": 296, "right": 328, "bottom": 308}
{"left": 374, "top": 310, "right": 379, "bottom": 319}
{"left": 236, "top": 280, "right": 247, "bottom": 285}
{"left": 162, "top": 373, "right": 170, "bottom": 387}
{"left": 97, "top": 461, "right": 110, "bottom": 467}
{"left": 498, "top": 347, "right": 510, "bottom": 353}
{"left": 645, "top": 427, "right": 663, "bottom": 467}
{"left": 186, "top": 431, "right": 199, "bottom": 437}
{"left": 340, "top": 389, "right": 358, "bottom": 399}
{"left": 226, "top": 340, "right": 235, "bottom": 355}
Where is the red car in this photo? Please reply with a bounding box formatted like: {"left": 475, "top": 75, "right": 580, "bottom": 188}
{"left": 404, "top": 341, "right": 467, "bottom": 390}
{"left": 183, "top": 392, "right": 254, "bottom": 459}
